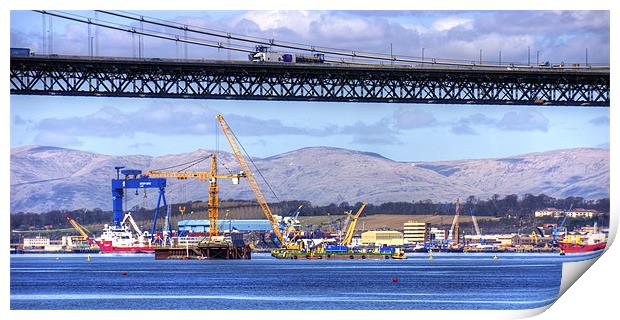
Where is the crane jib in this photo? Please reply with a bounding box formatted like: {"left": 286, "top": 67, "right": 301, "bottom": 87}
{"left": 216, "top": 114, "right": 286, "bottom": 246}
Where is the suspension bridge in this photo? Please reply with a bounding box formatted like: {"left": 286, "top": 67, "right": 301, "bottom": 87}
{"left": 9, "top": 10, "right": 610, "bottom": 106}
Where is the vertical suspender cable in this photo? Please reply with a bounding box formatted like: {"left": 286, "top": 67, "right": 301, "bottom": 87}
{"left": 95, "top": 11, "right": 99, "bottom": 56}
{"left": 184, "top": 28, "right": 188, "bottom": 59}
{"left": 49, "top": 15, "right": 53, "bottom": 54}
{"left": 41, "top": 13, "right": 47, "bottom": 54}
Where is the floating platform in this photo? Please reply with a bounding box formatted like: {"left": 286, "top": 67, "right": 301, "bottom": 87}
{"left": 155, "top": 236, "right": 251, "bottom": 260}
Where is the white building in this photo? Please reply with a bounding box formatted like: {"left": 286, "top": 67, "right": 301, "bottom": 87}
{"left": 535, "top": 208, "right": 602, "bottom": 219}
{"left": 567, "top": 209, "right": 601, "bottom": 219}
{"left": 23, "top": 237, "right": 50, "bottom": 248}
{"left": 534, "top": 208, "right": 562, "bottom": 218}
{"left": 403, "top": 221, "right": 430, "bottom": 244}
{"left": 430, "top": 227, "right": 448, "bottom": 241}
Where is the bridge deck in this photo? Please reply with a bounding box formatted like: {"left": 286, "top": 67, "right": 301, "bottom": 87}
{"left": 10, "top": 55, "right": 610, "bottom": 106}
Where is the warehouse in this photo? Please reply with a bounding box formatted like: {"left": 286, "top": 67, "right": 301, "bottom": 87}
{"left": 177, "top": 219, "right": 272, "bottom": 233}
{"left": 361, "top": 231, "right": 404, "bottom": 246}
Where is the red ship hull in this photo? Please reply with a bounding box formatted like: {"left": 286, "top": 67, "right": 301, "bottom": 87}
{"left": 95, "top": 240, "right": 155, "bottom": 254}
{"left": 559, "top": 242, "right": 607, "bottom": 253}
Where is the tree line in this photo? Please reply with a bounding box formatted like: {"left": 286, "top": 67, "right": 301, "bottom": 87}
{"left": 287, "top": 194, "right": 609, "bottom": 217}
{"left": 10, "top": 194, "right": 610, "bottom": 231}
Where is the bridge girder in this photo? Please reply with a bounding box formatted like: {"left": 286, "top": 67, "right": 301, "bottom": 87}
{"left": 10, "top": 56, "right": 609, "bottom": 106}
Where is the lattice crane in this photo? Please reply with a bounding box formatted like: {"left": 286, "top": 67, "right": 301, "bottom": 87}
{"left": 143, "top": 154, "right": 246, "bottom": 237}
{"left": 65, "top": 213, "right": 95, "bottom": 245}
{"left": 341, "top": 203, "right": 367, "bottom": 246}
{"left": 449, "top": 198, "right": 461, "bottom": 244}
{"left": 216, "top": 114, "right": 290, "bottom": 248}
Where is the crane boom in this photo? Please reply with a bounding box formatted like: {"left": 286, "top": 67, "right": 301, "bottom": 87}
{"left": 554, "top": 204, "right": 573, "bottom": 242}
{"left": 282, "top": 205, "right": 303, "bottom": 237}
{"left": 291, "top": 205, "right": 303, "bottom": 220}
{"left": 449, "top": 198, "right": 461, "bottom": 243}
{"left": 470, "top": 209, "right": 481, "bottom": 237}
{"left": 216, "top": 114, "right": 286, "bottom": 246}
{"left": 122, "top": 212, "right": 143, "bottom": 236}
{"left": 65, "top": 214, "right": 95, "bottom": 245}
{"left": 144, "top": 170, "right": 243, "bottom": 181}
{"left": 342, "top": 203, "right": 366, "bottom": 246}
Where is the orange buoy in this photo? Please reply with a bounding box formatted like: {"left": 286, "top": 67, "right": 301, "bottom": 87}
{"left": 392, "top": 277, "right": 398, "bottom": 283}
{"left": 121, "top": 272, "right": 128, "bottom": 276}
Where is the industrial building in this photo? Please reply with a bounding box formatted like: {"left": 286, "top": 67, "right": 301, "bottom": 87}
{"left": 403, "top": 221, "right": 431, "bottom": 244}
{"left": 361, "top": 231, "right": 404, "bottom": 246}
{"left": 430, "top": 227, "right": 449, "bottom": 242}
{"left": 21, "top": 236, "right": 91, "bottom": 252}
{"left": 177, "top": 219, "right": 272, "bottom": 233}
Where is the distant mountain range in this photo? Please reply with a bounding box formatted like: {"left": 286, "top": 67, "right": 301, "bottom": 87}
{"left": 10, "top": 145, "right": 609, "bottom": 213}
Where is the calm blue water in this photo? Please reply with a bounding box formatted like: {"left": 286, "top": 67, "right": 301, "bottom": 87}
{"left": 10, "top": 252, "right": 600, "bottom": 310}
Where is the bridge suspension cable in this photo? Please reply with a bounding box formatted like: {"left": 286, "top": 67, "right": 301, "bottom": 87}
{"left": 34, "top": 10, "right": 373, "bottom": 66}
{"left": 96, "top": 10, "right": 608, "bottom": 70}
{"left": 30, "top": 10, "right": 610, "bottom": 71}
{"left": 36, "top": 11, "right": 258, "bottom": 55}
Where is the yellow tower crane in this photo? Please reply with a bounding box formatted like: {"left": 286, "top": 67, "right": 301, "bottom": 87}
{"left": 144, "top": 154, "right": 246, "bottom": 238}
{"left": 216, "top": 114, "right": 295, "bottom": 248}
{"left": 341, "top": 202, "right": 367, "bottom": 246}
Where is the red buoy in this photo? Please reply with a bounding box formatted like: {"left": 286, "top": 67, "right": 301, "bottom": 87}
{"left": 121, "top": 272, "right": 128, "bottom": 276}
{"left": 392, "top": 277, "right": 398, "bottom": 283}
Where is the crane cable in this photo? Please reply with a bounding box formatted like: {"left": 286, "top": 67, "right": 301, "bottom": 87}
{"left": 227, "top": 123, "right": 280, "bottom": 202}
{"left": 175, "top": 155, "right": 212, "bottom": 172}
{"left": 149, "top": 155, "right": 212, "bottom": 172}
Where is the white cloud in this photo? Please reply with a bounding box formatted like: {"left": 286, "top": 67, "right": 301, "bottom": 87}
{"left": 432, "top": 16, "right": 473, "bottom": 32}
{"left": 496, "top": 110, "right": 549, "bottom": 132}
{"left": 589, "top": 116, "right": 609, "bottom": 126}
{"left": 401, "top": 23, "right": 429, "bottom": 35}
{"left": 237, "top": 11, "right": 320, "bottom": 36}
{"left": 34, "top": 131, "right": 82, "bottom": 147}
{"left": 393, "top": 109, "right": 439, "bottom": 129}
{"left": 9, "top": 11, "right": 610, "bottom": 72}
{"left": 313, "top": 14, "right": 382, "bottom": 40}
{"left": 32, "top": 104, "right": 337, "bottom": 139}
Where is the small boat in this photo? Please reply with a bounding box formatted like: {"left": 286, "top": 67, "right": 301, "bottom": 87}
{"left": 391, "top": 250, "right": 407, "bottom": 259}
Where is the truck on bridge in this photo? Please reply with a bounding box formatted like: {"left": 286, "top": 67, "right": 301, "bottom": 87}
{"left": 10, "top": 47, "right": 34, "bottom": 57}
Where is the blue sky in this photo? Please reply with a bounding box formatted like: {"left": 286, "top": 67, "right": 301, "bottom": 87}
{"left": 10, "top": 10, "right": 610, "bottom": 161}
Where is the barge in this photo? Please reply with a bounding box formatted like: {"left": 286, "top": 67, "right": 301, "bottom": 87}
{"left": 154, "top": 234, "right": 251, "bottom": 260}
{"left": 271, "top": 246, "right": 406, "bottom": 260}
